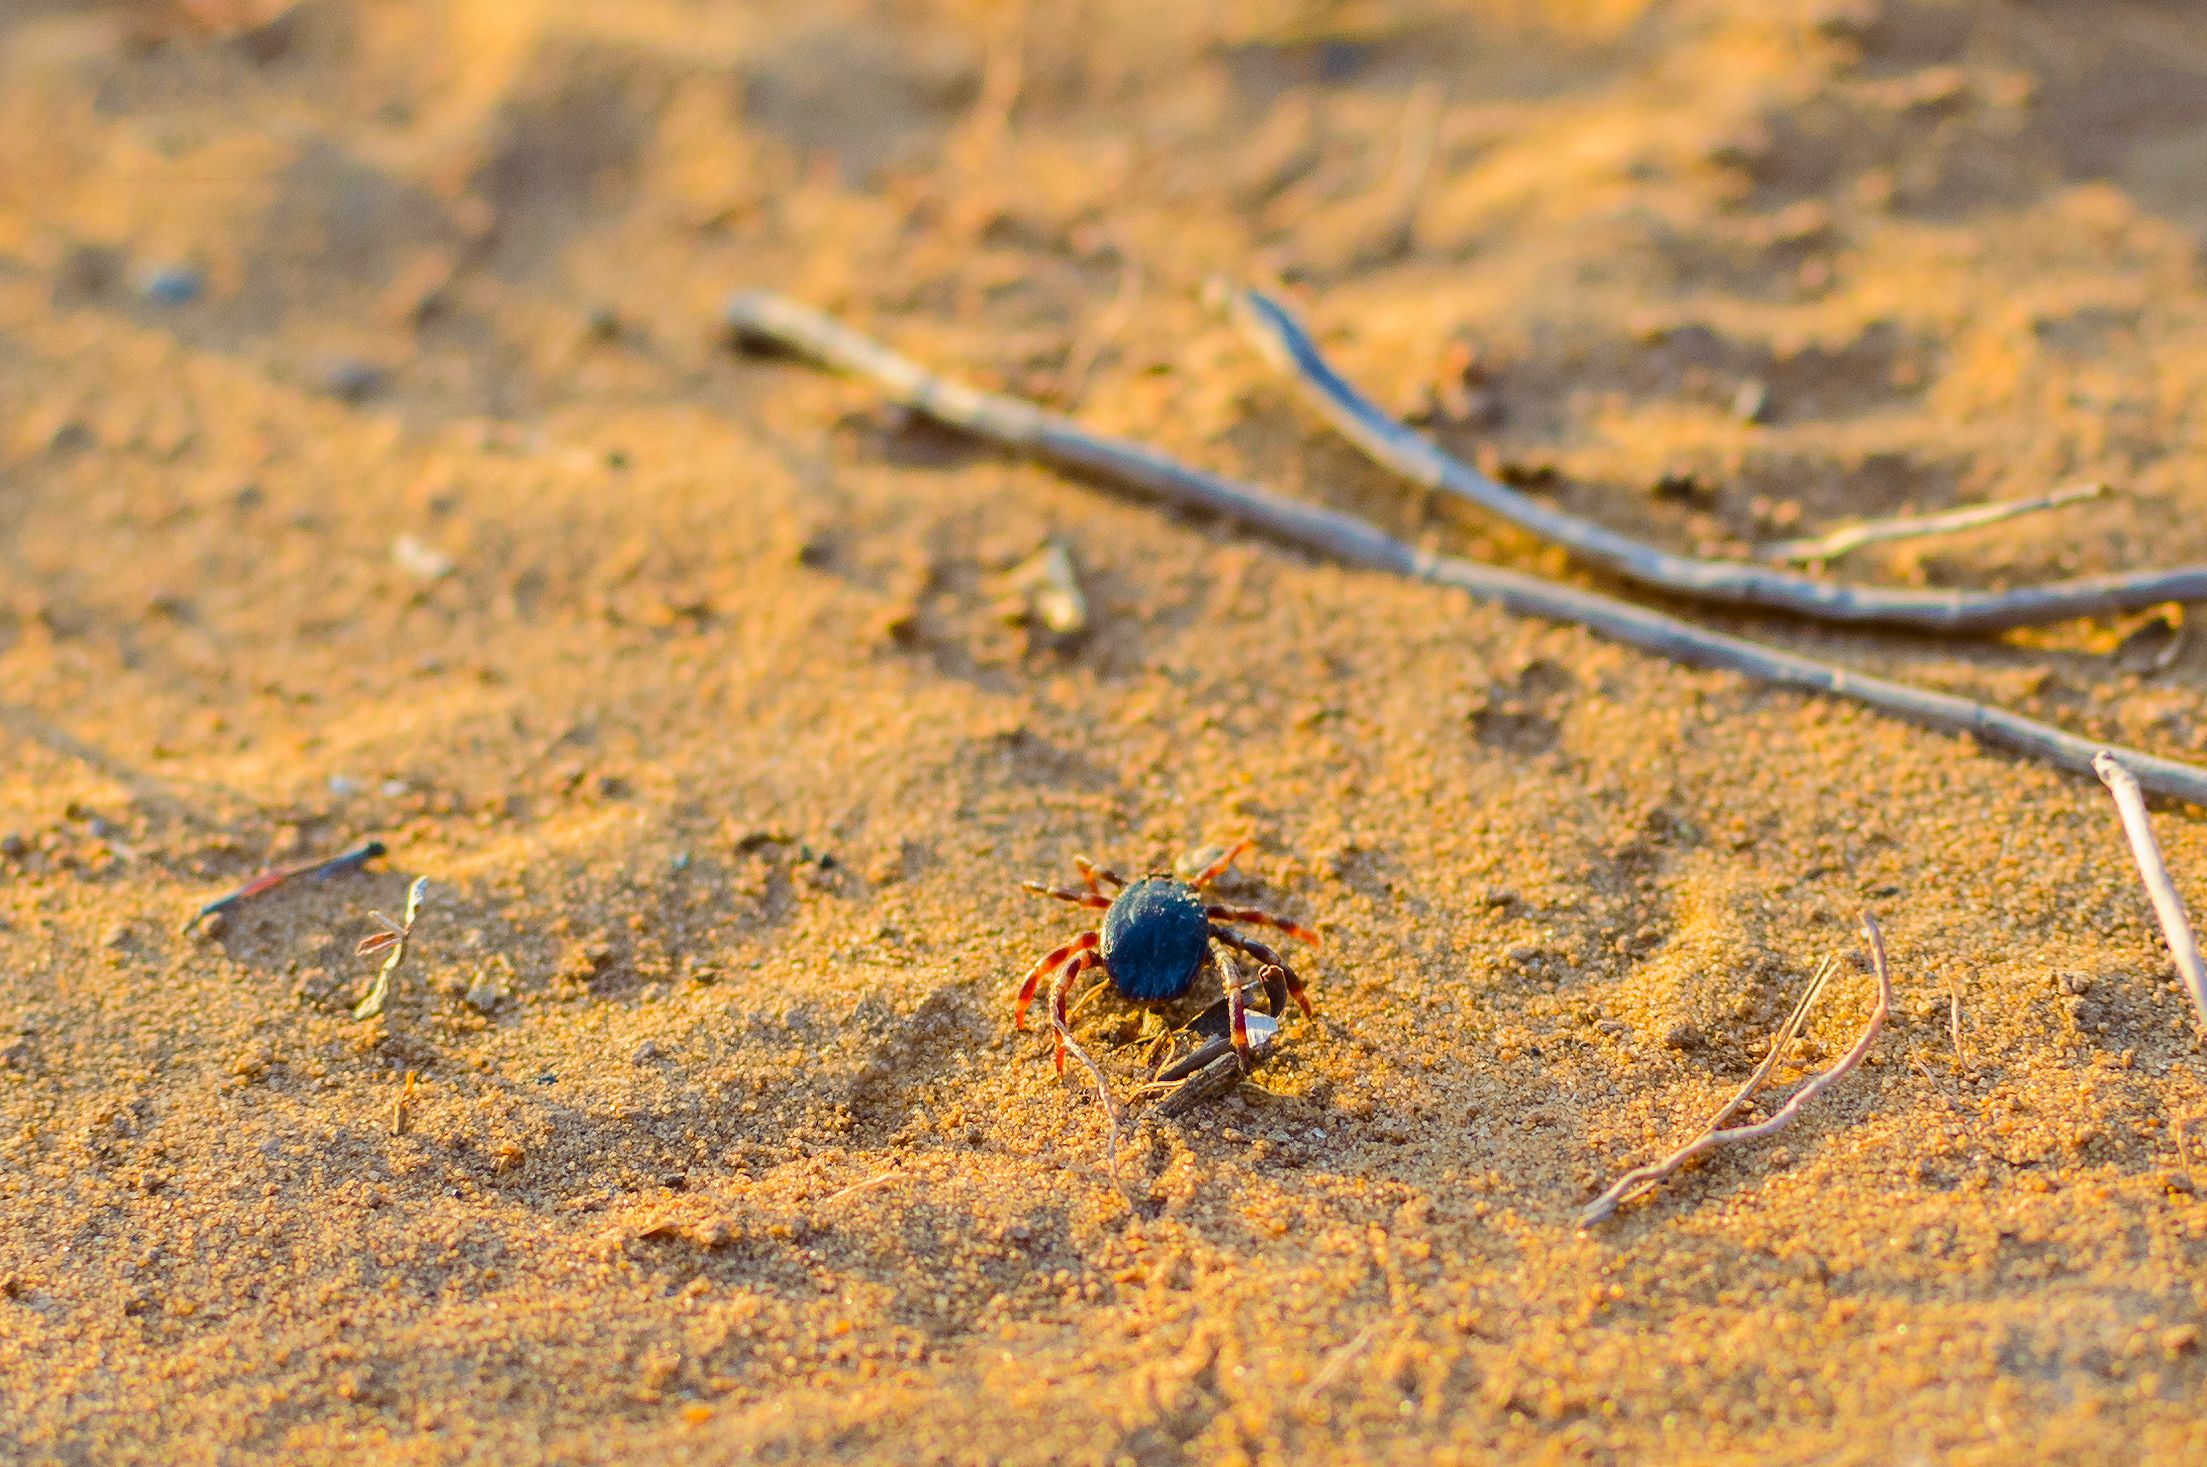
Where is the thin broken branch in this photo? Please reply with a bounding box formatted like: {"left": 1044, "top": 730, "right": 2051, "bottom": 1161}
{"left": 1578, "top": 913, "right": 1893, "bottom": 1227}
{"left": 1225, "top": 286, "right": 2206, "bottom": 633}
{"left": 1761, "top": 482, "right": 2111, "bottom": 566}
{"left": 2093, "top": 751, "right": 2207, "bottom": 1035}
{"left": 724, "top": 291, "right": 2207, "bottom": 804}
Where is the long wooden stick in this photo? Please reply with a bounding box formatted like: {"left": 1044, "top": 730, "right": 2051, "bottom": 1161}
{"left": 722, "top": 292, "right": 2207, "bottom": 804}
{"left": 2094, "top": 751, "right": 2207, "bottom": 1035}
{"left": 1226, "top": 286, "right": 2207, "bottom": 633}
{"left": 1579, "top": 914, "right": 1893, "bottom": 1228}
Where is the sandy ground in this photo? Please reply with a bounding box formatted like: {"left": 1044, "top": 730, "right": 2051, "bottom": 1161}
{"left": 5, "top": 0, "right": 2207, "bottom": 1461}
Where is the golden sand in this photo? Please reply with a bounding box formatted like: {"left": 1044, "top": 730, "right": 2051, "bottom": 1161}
{"left": 4, "top": 2, "right": 2206, "bottom": 1461}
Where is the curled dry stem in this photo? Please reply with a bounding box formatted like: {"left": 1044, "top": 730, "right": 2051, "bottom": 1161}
{"left": 1579, "top": 914, "right": 1894, "bottom": 1228}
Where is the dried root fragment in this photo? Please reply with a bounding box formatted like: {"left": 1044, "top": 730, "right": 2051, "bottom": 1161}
{"left": 1579, "top": 913, "right": 1894, "bottom": 1228}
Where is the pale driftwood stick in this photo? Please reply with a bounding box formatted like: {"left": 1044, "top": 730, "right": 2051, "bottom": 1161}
{"left": 2093, "top": 751, "right": 2207, "bottom": 1035}
{"left": 1226, "top": 286, "right": 2207, "bottom": 633}
{"left": 1579, "top": 914, "right": 1894, "bottom": 1228}
{"left": 1761, "top": 482, "right": 2111, "bottom": 566}
{"left": 722, "top": 292, "right": 2207, "bottom": 804}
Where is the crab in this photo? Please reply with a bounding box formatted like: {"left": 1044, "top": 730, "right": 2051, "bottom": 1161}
{"left": 1012, "top": 839, "right": 1318, "bottom": 1073}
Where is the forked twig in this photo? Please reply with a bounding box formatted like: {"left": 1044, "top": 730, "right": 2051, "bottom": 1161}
{"left": 1225, "top": 286, "right": 2207, "bottom": 633}
{"left": 1578, "top": 914, "right": 1894, "bottom": 1228}
{"left": 1761, "top": 483, "right": 2111, "bottom": 566}
{"left": 2093, "top": 751, "right": 2207, "bottom": 1036}
{"left": 723, "top": 292, "right": 2207, "bottom": 804}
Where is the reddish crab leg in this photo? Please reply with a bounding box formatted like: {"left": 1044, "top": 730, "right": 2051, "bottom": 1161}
{"left": 1212, "top": 928, "right": 1312, "bottom": 1016}
{"left": 1013, "top": 930, "right": 1098, "bottom": 1031}
{"left": 1049, "top": 950, "right": 1101, "bottom": 1074}
{"left": 1227, "top": 975, "right": 1252, "bottom": 1066}
{"left": 1188, "top": 837, "right": 1255, "bottom": 888}
{"left": 1022, "top": 881, "right": 1113, "bottom": 909}
{"left": 1073, "top": 855, "right": 1125, "bottom": 894}
{"left": 1205, "top": 904, "right": 1320, "bottom": 947}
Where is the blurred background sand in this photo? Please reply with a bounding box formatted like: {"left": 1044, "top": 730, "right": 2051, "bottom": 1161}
{"left": 4, "top": 1, "right": 2207, "bottom": 1461}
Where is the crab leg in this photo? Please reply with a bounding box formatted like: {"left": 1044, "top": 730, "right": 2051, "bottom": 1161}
{"left": 1073, "top": 855, "right": 1126, "bottom": 893}
{"left": 1226, "top": 972, "right": 1253, "bottom": 1067}
{"left": 1022, "top": 881, "right": 1113, "bottom": 909}
{"left": 1188, "top": 837, "right": 1255, "bottom": 888}
{"left": 1205, "top": 904, "right": 1320, "bottom": 946}
{"left": 1049, "top": 950, "right": 1103, "bottom": 1074}
{"left": 1211, "top": 926, "right": 1312, "bottom": 1016}
{"left": 1013, "top": 930, "right": 1098, "bottom": 1031}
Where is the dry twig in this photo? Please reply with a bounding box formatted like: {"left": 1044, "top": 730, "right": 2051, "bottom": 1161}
{"left": 2093, "top": 751, "right": 2207, "bottom": 1036}
{"left": 1052, "top": 1007, "right": 1130, "bottom": 1200}
{"left": 1225, "top": 287, "right": 2206, "bottom": 633}
{"left": 820, "top": 1169, "right": 899, "bottom": 1206}
{"left": 1760, "top": 483, "right": 2112, "bottom": 566}
{"left": 1578, "top": 914, "right": 1894, "bottom": 1228}
{"left": 723, "top": 291, "right": 2207, "bottom": 804}
{"left": 1301, "top": 1323, "right": 1379, "bottom": 1404}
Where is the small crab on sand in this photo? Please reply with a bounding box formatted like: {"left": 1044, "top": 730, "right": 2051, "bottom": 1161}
{"left": 1012, "top": 839, "right": 1318, "bottom": 1072}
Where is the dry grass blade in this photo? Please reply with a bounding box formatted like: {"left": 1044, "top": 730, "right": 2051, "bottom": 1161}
{"left": 1761, "top": 483, "right": 2111, "bottom": 566}
{"left": 1579, "top": 915, "right": 1894, "bottom": 1228}
{"left": 1226, "top": 286, "right": 2205, "bottom": 633}
{"left": 723, "top": 291, "right": 2207, "bottom": 804}
{"left": 2093, "top": 751, "right": 2207, "bottom": 1035}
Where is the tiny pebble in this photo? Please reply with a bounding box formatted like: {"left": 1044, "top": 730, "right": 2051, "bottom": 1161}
{"left": 391, "top": 534, "right": 456, "bottom": 582}
{"left": 328, "top": 775, "right": 362, "bottom": 796}
{"left": 463, "top": 979, "right": 503, "bottom": 1014}
{"left": 1732, "top": 379, "right": 1770, "bottom": 424}
{"left": 321, "top": 359, "right": 385, "bottom": 403}
{"left": 632, "top": 1040, "right": 661, "bottom": 1064}
{"left": 139, "top": 264, "right": 203, "bottom": 305}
